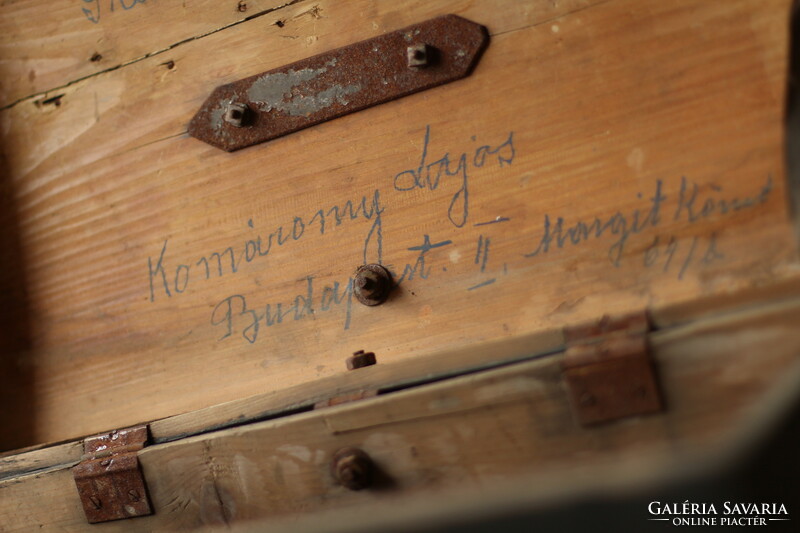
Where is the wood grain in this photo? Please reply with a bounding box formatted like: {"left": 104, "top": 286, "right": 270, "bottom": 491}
{"left": 0, "top": 0, "right": 297, "bottom": 108}
{"left": 1, "top": 295, "right": 798, "bottom": 531}
{"left": 0, "top": 0, "right": 796, "bottom": 448}
{"left": 2, "top": 269, "right": 798, "bottom": 481}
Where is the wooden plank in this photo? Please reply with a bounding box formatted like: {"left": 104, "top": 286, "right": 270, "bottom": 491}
{"left": 0, "top": 0, "right": 796, "bottom": 447}
{"left": 1, "top": 295, "right": 798, "bottom": 531}
{"left": 0, "top": 441, "right": 81, "bottom": 482}
{"left": 0, "top": 0, "right": 299, "bottom": 108}
{"left": 3, "top": 267, "right": 798, "bottom": 478}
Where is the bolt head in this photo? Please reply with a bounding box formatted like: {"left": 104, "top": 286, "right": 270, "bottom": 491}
{"left": 347, "top": 350, "right": 376, "bottom": 370}
{"left": 353, "top": 264, "right": 392, "bottom": 306}
{"left": 579, "top": 392, "right": 597, "bottom": 407}
{"left": 224, "top": 102, "right": 249, "bottom": 127}
{"left": 407, "top": 44, "right": 431, "bottom": 68}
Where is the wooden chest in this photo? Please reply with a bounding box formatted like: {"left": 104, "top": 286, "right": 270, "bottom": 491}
{"left": 1, "top": 0, "right": 799, "bottom": 530}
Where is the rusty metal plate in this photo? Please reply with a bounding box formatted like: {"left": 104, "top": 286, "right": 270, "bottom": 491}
{"left": 563, "top": 336, "right": 663, "bottom": 426}
{"left": 74, "top": 454, "right": 152, "bottom": 523}
{"left": 83, "top": 425, "right": 148, "bottom": 457}
{"left": 73, "top": 425, "right": 152, "bottom": 523}
{"left": 563, "top": 311, "right": 650, "bottom": 344}
{"left": 188, "top": 15, "right": 489, "bottom": 151}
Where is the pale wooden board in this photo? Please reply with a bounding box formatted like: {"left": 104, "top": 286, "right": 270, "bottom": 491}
{"left": 0, "top": 0, "right": 298, "bottom": 108}
{"left": 1, "top": 296, "right": 799, "bottom": 531}
{"left": 2, "top": 270, "right": 798, "bottom": 479}
{"left": 0, "top": 0, "right": 797, "bottom": 448}
{"left": 0, "top": 441, "right": 81, "bottom": 482}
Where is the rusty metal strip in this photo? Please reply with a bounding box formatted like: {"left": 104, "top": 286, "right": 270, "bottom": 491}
{"left": 188, "top": 15, "right": 489, "bottom": 152}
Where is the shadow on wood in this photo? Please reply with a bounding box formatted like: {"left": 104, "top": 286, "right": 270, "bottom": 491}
{"left": 0, "top": 148, "right": 35, "bottom": 452}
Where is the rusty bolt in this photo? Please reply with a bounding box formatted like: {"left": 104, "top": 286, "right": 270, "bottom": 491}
{"left": 347, "top": 350, "right": 376, "bottom": 370}
{"left": 224, "top": 102, "right": 249, "bottom": 127}
{"left": 331, "top": 448, "right": 373, "bottom": 490}
{"left": 407, "top": 43, "right": 431, "bottom": 68}
{"left": 353, "top": 264, "right": 392, "bottom": 306}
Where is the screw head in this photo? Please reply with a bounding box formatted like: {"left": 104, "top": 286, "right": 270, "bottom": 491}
{"left": 353, "top": 264, "right": 392, "bottom": 306}
{"left": 331, "top": 448, "right": 373, "bottom": 490}
{"left": 579, "top": 392, "right": 597, "bottom": 407}
{"left": 89, "top": 496, "right": 102, "bottom": 510}
{"left": 407, "top": 43, "right": 431, "bottom": 68}
{"left": 347, "top": 350, "right": 377, "bottom": 370}
{"left": 224, "top": 102, "right": 249, "bottom": 127}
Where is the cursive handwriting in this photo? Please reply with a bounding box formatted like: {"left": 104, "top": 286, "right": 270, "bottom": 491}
{"left": 82, "top": 0, "right": 146, "bottom": 24}
{"left": 673, "top": 175, "right": 772, "bottom": 223}
{"left": 393, "top": 125, "right": 515, "bottom": 228}
{"left": 211, "top": 277, "right": 353, "bottom": 343}
{"left": 644, "top": 232, "right": 725, "bottom": 280}
{"left": 524, "top": 174, "right": 772, "bottom": 267}
{"left": 148, "top": 189, "right": 384, "bottom": 302}
{"left": 525, "top": 180, "right": 667, "bottom": 266}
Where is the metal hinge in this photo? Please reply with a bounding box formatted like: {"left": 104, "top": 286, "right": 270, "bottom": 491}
{"left": 562, "top": 311, "right": 664, "bottom": 425}
{"left": 73, "top": 425, "right": 153, "bottom": 524}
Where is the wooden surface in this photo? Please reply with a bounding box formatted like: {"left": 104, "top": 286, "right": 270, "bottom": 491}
{"left": 1, "top": 295, "right": 799, "bottom": 531}
{"left": 0, "top": 0, "right": 797, "bottom": 449}
{"left": 0, "top": 0, "right": 294, "bottom": 109}
{"left": 1, "top": 270, "right": 797, "bottom": 483}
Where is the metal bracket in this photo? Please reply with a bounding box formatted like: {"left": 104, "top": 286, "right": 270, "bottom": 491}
{"left": 562, "top": 311, "right": 664, "bottom": 425}
{"left": 73, "top": 425, "right": 153, "bottom": 524}
{"left": 188, "top": 15, "right": 489, "bottom": 151}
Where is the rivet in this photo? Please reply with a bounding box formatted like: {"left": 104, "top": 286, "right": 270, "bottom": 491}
{"left": 224, "top": 102, "right": 250, "bottom": 127}
{"left": 347, "top": 350, "right": 377, "bottom": 370}
{"left": 331, "top": 448, "right": 373, "bottom": 490}
{"left": 353, "top": 264, "right": 392, "bottom": 306}
{"left": 128, "top": 489, "right": 140, "bottom": 502}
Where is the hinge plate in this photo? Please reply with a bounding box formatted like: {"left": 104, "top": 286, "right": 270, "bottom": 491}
{"left": 73, "top": 425, "right": 153, "bottom": 524}
{"left": 562, "top": 311, "right": 663, "bottom": 425}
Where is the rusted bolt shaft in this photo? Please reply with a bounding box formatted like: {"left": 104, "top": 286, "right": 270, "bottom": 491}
{"left": 331, "top": 448, "right": 373, "bottom": 490}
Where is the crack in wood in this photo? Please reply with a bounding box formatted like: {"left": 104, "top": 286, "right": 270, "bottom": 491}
{"left": 491, "top": 0, "right": 614, "bottom": 38}
{"left": 0, "top": 0, "right": 308, "bottom": 112}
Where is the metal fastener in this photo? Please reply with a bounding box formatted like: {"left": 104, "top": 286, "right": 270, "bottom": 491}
{"left": 347, "top": 350, "right": 376, "bottom": 370}
{"left": 190, "top": 16, "right": 488, "bottom": 151}
{"left": 224, "top": 102, "right": 250, "bottom": 127}
{"left": 331, "top": 448, "right": 373, "bottom": 490}
{"left": 353, "top": 264, "right": 392, "bottom": 306}
{"left": 579, "top": 392, "right": 596, "bottom": 407}
{"left": 407, "top": 43, "right": 431, "bottom": 68}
